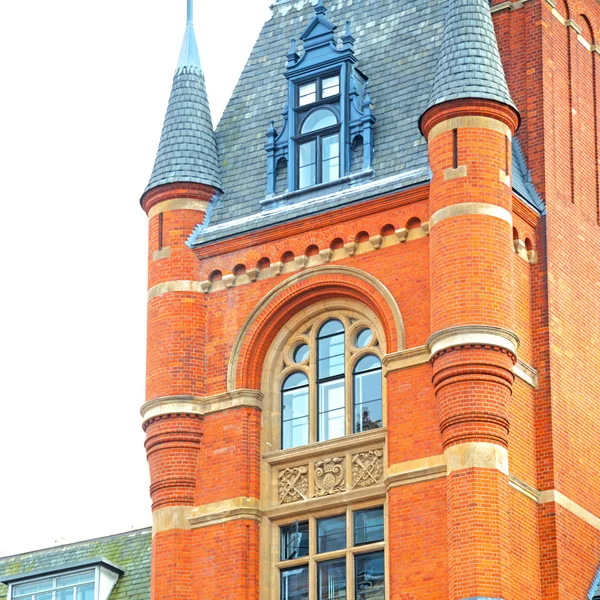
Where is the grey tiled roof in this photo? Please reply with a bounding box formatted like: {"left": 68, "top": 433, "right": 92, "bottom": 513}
{"left": 145, "top": 20, "right": 222, "bottom": 195}
{"left": 0, "top": 529, "right": 151, "bottom": 600}
{"left": 423, "top": 0, "right": 517, "bottom": 116}
{"left": 192, "top": 0, "right": 539, "bottom": 244}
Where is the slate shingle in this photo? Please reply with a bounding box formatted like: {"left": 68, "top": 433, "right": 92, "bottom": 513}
{"left": 0, "top": 529, "right": 151, "bottom": 600}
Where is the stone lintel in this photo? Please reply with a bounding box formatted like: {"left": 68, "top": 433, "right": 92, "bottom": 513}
{"left": 445, "top": 442, "right": 509, "bottom": 475}
{"left": 429, "top": 203, "right": 513, "bottom": 230}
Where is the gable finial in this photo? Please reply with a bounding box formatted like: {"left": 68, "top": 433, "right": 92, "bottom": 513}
{"left": 315, "top": 0, "right": 327, "bottom": 15}
{"left": 342, "top": 20, "right": 355, "bottom": 50}
{"left": 287, "top": 37, "right": 300, "bottom": 67}
{"left": 187, "top": 0, "right": 194, "bottom": 24}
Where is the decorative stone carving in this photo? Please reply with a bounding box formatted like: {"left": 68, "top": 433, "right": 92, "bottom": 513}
{"left": 421, "top": 222, "right": 430, "bottom": 235}
{"left": 279, "top": 466, "right": 309, "bottom": 504}
{"left": 352, "top": 449, "right": 384, "bottom": 488}
{"left": 222, "top": 274, "right": 236, "bottom": 289}
{"left": 395, "top": 228, "right": 408, "bottom": 243}
{"left": 314, "top": 457, "right": 345, "bottom": 496}
{"left": 370, "top": 235, "right": 383, "bottom": 250}
{"left": 319, "top": 248, "right": 333, "bottom": 263}
{"left": 200, "top": 280, "right": 212, "bottom": 293}
{"left": 246, "top": 267, "right": 259, "bottom": 282}
{"left": 271, "top": 261, "right": 284, "bottom": 276}
{"left": 344, "top": 242, "right": 358, "bottom": 257}
{"left": 294, "top": 255, "right": 308, "bottom": 269}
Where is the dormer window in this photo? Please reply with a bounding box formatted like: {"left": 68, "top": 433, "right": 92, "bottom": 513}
{"left": 2, "top": 561, "right": 122, "bottom": 600}
{"left": 264, "top": 2, "right": 375, "bottom": 200}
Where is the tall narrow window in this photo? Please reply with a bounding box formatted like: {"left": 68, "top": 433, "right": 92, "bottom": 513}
{"left": 297, "top": 108, "right": 340, "bottom": 189}
{"left": 353, "top": 355, "right": 382, "bottom": 433}
{"left": 282, "top": 372, "right": 310, "bottom": 449}
{"left": 317, "top": 319, "right": 345, "bottom": 441}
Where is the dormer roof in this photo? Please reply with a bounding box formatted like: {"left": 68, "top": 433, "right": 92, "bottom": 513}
{"left": 422, "top": 0, "right": 518, "bottom": 118}
{"left": 144, "top": 2, "right": 222, "bottom": 195}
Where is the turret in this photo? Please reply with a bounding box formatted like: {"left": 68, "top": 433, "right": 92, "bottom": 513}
{"left": 420, "top": 0, "right": 520, "bottom": 598}
{"left": 140, "top": 2, "right": 220, "bottom": 599}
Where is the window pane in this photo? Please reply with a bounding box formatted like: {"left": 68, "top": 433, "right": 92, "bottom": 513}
{"left": 281, "top": 566, "right": 309, "bottom": 600}
{"left": 76, "top": 585, "right": 94, "bottom": 600}
{"left": 317, "top": 515, "right": 346, "bottom": 553}
{"left": 318, "top": 333, "right": 344, "bottom": 379}
{"left": 318, "top": 558, "right": 346, "bottom": 600}
{"left": 283, "top": 372, "right": 309, "bottom": 391}
{"left": 56, "top": 590, "right": 74, "bottom": 600}
{"left": 353, "top": 364, "right": 382, "bottom": 434}
{"left": 299, "top": 140, "right": 316, "bottom": 189}
{"left": 319, "top": 320, "right": 344, "bottom": 337}
{"left": 299, "top": 82, "right": 317, "bottom": 106}
{"left": 301, "top": 109, "right": 337, "bottom": 134}
{"left": 318, "top": 379, "right": 345, "bottom": 442}
{"left": 282, "top": 383, "right": 309, "bottom": 450}
{"left": 293, "top": 344, "right": 309, "bottom": 363}
{"left": 354, "top": 508, "right": 384, "bottom": 545}
{"left": 354, "top": 355, "right": 381, "bottom": 374}
{"left": 57, "top": 573, "right": 95, "bottom": 587}
{"left": 355, "top": 328, "right": 373, "bottom": 348}
{"left": 322, "top": 134, "right": 340, "bottom": 183}
{"left": 15, "top": 580, "right": 53, "bottom": 595}
{"left": 355, "top": 552, "right": 385, "bottom": 600}
{"left": 322, "top": 75, "right": 340, "bottom": 98}
{"left": 281, "top": 521, "right": 309, "bottom": 560}
{"left": 35, "top": 594, "right": 52, "bottom": 600}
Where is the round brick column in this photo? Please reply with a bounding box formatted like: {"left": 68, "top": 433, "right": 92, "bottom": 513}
{"left": 422, "top": 99, "right": 519, "bottom": 600}
{"left": 141, "top": 183, "right": 216, "bottom": 600}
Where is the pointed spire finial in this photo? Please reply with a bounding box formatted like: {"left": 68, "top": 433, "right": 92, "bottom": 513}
{"left": 178, "top": 0, "right": 201, "bottom": 71}
{"left": 187, "top": 0, "right": 194, "bottom": 24}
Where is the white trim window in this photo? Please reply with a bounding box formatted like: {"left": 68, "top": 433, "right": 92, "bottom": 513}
{"left": 11, "top": 570, "right": 95, "bottom": 600}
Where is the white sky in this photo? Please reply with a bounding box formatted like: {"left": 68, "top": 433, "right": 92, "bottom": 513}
{"left": 0, "top": 0, "right": 273, "bottom": 556}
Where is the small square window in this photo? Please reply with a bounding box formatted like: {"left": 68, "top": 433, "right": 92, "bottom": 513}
{"left": 354, "top": 507, "right": 384, "bottom": 546}
{"left": 322, "top": 75, "right": 340, "bottom": 98}
{"left": 317, "top": 515, "right": 346, "bottom": 553}
{"left": 281, "top": 521, "right": 309, "bottom": 560}
{"left": 299, "top": 82, "right": 317, "bottom": 106}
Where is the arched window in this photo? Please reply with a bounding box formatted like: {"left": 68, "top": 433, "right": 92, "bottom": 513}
{"left": 279, "top": 314, "right": 383, "bottom": 450}
{"left": 282, "top": 372, "right": 309, "bottom": 450}
{"left": 353, "top": 355, "right": 383, "bottom": 433}
{"left": 297, "top": 108, "right": 340, "bottom": 189}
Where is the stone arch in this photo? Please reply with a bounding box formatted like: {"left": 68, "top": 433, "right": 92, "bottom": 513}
{"left": 227, "top": 265, "right": 405, "bottom": 390}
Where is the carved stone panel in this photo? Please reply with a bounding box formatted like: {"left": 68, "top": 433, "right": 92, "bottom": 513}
{"left": 314, "top": 457, "right": 346, "bottom": 497}
{"left": 279, "top": 466, "right": 309, "bottom": 504}
{"left": 352, "top": 449, "right": 384, "bottom": 488}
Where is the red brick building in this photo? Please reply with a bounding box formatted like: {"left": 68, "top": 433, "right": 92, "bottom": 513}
{"left": 139, "top": 0, "right": 600, "bottom": 598}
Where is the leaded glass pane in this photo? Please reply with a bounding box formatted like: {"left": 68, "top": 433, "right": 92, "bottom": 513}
{"left": 354, "top": 508, "right": 384, "bottom": 545}
{"left": 281, "top": 521, "right": 309, "bottom": 560}
{"left": 317, "top": 515, "right": 346, "bottom": 553}
{"left": 355, "top": 552, "right": 385, "bottom": 600}
{"left": 281, "top": 566, "right": 309, "bottom": 600}
{"left": 318, "top": 379, "right": 345, "bottom": 441}
{"left": 317, "top": 558, "right": 347, "bottom": 600}
{"left": 301, "top": 109, "right": 337, "bottom": 134}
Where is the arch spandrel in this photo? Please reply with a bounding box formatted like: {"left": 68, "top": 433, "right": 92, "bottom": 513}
{"left": 227, "top": 265, "right": 405, "bottom": 391}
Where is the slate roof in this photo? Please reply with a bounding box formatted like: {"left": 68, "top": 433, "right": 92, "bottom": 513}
{"left": 144, "top": 19, "right": 222, "bottom": 194}
{"left": 422, "top": 0, "right": 517, "bottom": 117}
{"left": 185, "top": 0, "right": 542, "bottom": 244}
{"left": 0, "top": 529, "right": 151, "bottom": 600}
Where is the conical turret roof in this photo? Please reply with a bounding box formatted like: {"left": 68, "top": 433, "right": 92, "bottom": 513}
{"left": 145, "top": 2, "right": 222, "bottom": 194}
{"left": 422, "top": 0, "right": 517, "bottom": 118}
